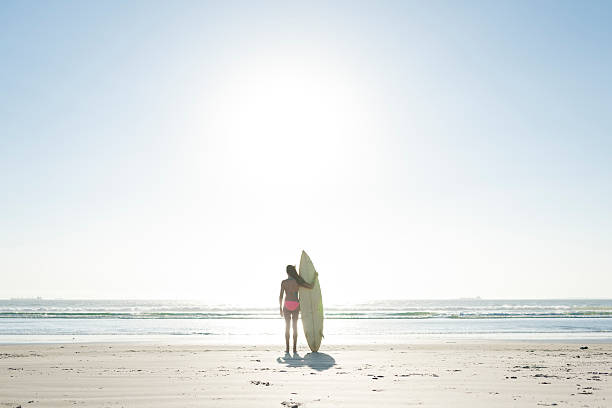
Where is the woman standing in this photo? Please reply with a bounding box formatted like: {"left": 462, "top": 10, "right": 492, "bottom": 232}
{"left": 279, "top": 265, "right": 317, "bottom": 353}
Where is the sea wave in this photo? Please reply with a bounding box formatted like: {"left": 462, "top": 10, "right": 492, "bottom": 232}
{"left": 1, "top": 311, "right": 612, "bottom": 319}
{"left": 1, "top": 299, "right": 612, "bottom": 320}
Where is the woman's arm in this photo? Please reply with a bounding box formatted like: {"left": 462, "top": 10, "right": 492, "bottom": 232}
{"left": 279, "top": 283, "right": 285, "bottom": 316}
{"left": 299, "top": 272, "right": 318, "bottom": 289}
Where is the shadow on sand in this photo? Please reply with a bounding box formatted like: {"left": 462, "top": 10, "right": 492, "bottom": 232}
{"left": 276, "top": 352, "right": 336, "bottom": 371}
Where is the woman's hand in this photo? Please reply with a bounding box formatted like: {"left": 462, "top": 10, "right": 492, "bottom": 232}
{"left": 312, "top": 271, "right": 319, "bottom": 284}
{"left": 280, "top": 308, "right": 284, "bottom": 317}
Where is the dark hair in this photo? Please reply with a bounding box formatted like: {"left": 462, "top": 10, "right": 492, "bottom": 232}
{"left": 286, "top": 265, "right": 308, "bottom": 286}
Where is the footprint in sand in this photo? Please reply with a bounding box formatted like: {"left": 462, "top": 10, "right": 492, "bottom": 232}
{"left": 250, "top": 380, "right": 271, "bottom": 386}
{"left": 281, "top": 401, "right": 302, "bottom": 408}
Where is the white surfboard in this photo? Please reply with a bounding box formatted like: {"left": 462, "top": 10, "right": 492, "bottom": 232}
{"left": 298, "top": 250, "right": 323, "bottom": 352}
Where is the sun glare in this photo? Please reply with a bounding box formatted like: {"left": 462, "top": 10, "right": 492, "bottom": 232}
{"left": 201, "top": 53, "right": 378, "bottom": 188}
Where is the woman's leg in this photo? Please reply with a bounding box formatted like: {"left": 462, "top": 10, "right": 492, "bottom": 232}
{"left": 284, "top": 309, "right": 291, "bottom": 353}
{"left": 291, "top": 310, "right": 299, "bottom": 353}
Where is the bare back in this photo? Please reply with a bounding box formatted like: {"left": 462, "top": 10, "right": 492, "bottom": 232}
{"left": 281, "top": 278, "right": 299, "bottom": 302}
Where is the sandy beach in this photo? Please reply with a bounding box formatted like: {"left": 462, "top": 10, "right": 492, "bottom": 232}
{"left": 1, "top": 341, "right": 610, "bottom": 407}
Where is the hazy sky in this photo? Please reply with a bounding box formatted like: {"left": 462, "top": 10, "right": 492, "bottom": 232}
{"left": 1, "top": 1, "right": 611, "bottom": 303}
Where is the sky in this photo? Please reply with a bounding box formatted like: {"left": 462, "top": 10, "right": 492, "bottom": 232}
{"left": 1, "top": 1, "right": 611, "bottom": 303}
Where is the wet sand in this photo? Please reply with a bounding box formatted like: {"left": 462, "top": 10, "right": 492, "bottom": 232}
{"left": 1, "top": 342, "right": 611, "bottom": 407}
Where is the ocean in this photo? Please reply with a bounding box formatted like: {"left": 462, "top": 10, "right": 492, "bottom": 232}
{"left": 1, "top": 299, "right": 611, "bottom": 344}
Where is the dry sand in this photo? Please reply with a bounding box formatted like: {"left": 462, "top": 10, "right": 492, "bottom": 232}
{"left": 1, "top": 342, "right": 611, "bottom": 407}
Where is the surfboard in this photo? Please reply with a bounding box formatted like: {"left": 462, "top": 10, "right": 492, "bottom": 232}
{"left": 298, "top": 250, "right": 323, "bottom": 352}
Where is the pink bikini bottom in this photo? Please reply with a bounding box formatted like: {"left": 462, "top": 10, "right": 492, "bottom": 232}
{"left": 284, "top": 300, "right": 299, "bottom": 311}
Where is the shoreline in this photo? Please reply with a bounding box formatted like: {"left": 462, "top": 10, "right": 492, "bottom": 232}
{"left": 1, "top": 332, "right": 612, "bottom": 345}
